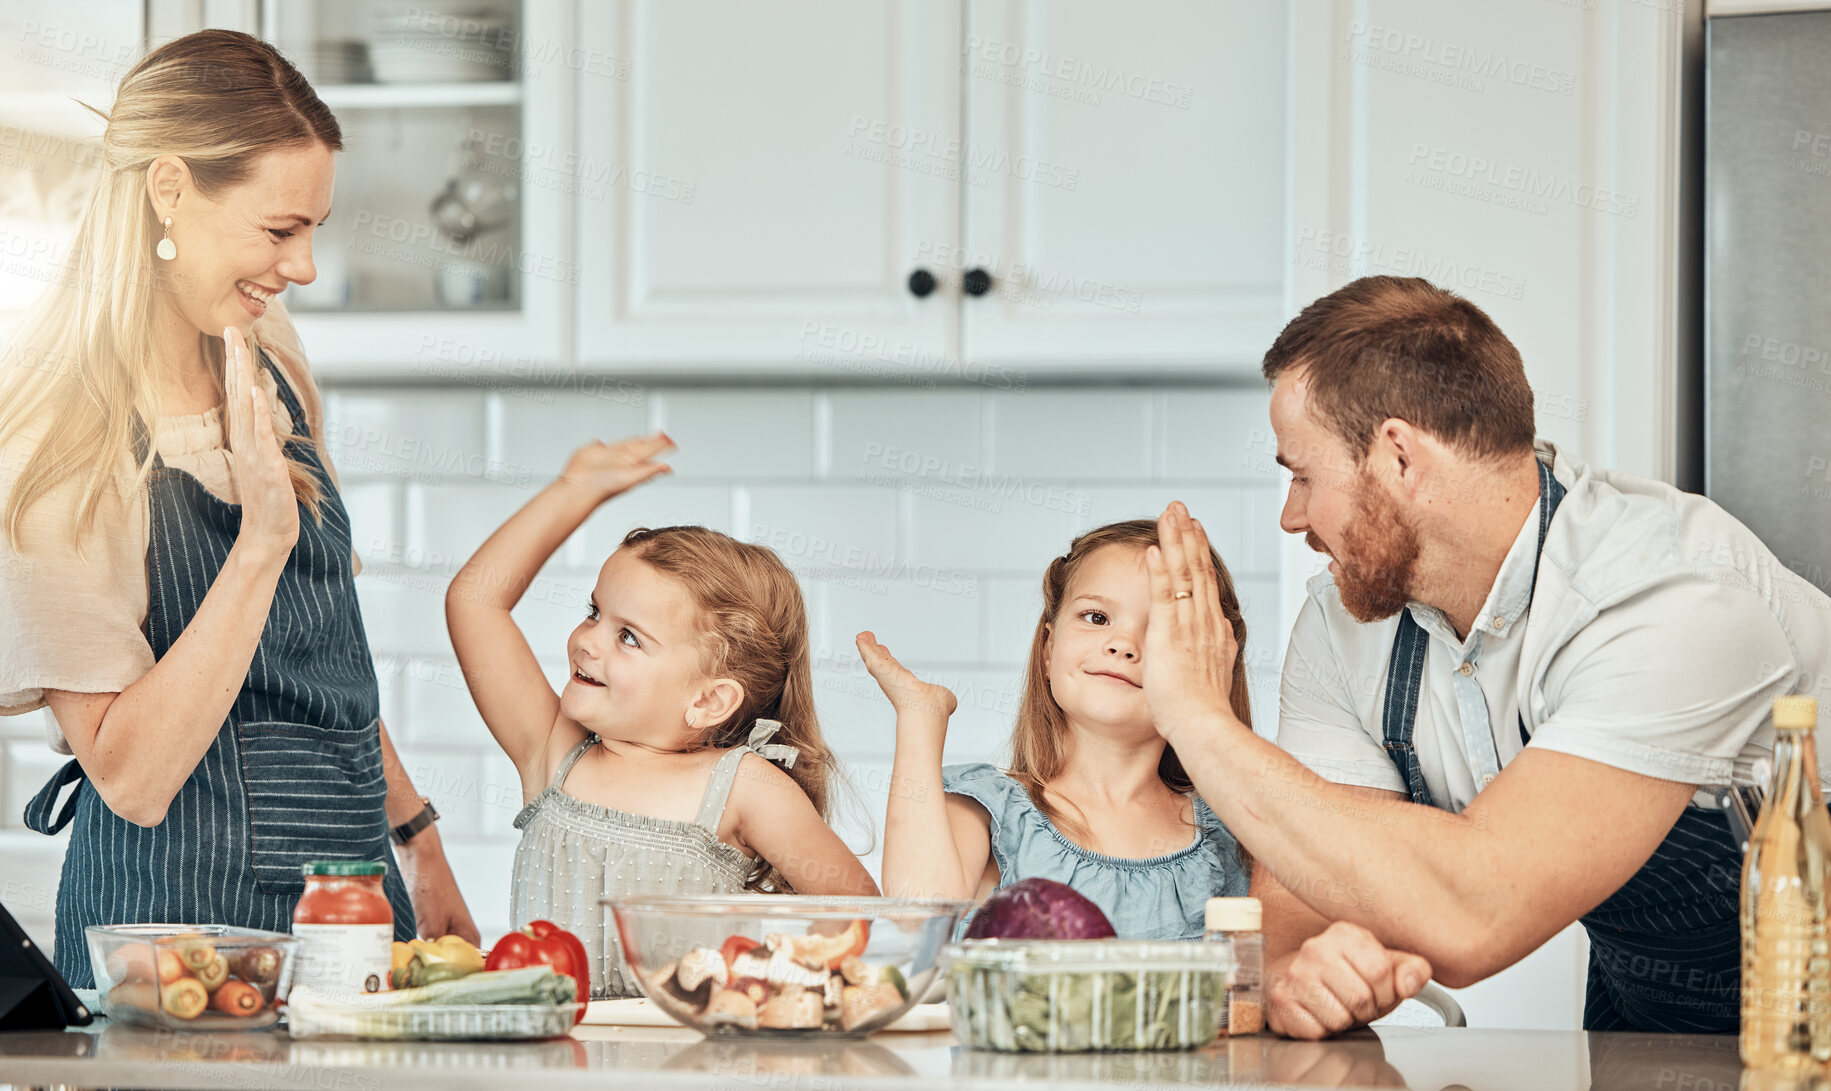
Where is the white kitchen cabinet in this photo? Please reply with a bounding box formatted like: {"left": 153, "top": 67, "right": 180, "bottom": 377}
{"left": 573, "top": 0, "right": 1285, "bottom": 377}
{"left": 957, "top": 0, "right": 1287, "bottom": 373}
{"left": 573, "top": 0, "right": 962, "bottom": 373}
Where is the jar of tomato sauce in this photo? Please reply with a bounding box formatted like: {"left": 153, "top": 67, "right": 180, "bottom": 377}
{"left": 292, "top": 860, "right": 393, "bottom": 996}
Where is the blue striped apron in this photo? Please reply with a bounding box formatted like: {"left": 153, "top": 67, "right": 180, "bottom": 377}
{"left": 1380, "top": 459, "right": 1740, "bottom": 1032}
{"left": 23, "top": 353, "right": 415, "bottom": 987}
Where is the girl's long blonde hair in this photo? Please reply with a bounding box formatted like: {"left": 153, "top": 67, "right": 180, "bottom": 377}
{"left": 1009, "top": 519, "right": 1253, "bottom": 843}
{"left": 0, "top": 29, "right": 342, "bottom": 551}
{"left": 621, "top": 525, "right": 844, "bottom": 892}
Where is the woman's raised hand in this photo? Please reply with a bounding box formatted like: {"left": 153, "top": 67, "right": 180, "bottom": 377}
{"left": 223, "top": 326, "right": 300, "bottom": 563}
{"left": 856, "top": 632, "right": 957, "bottom": 727}
{"left": 558, "top": 432, "right": 675, "bottom": 503}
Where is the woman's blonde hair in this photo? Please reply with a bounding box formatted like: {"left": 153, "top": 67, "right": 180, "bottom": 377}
{"left": 620, "top": 525, "right": 845, "bottom": 892}
{"left": 1008, "top": 519, "right": 1253, "bottom": 843}
{"left": 0, "top": 29, "right": 342, "bottom": 551}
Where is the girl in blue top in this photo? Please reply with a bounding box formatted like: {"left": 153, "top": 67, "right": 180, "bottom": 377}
{"left": 862, "top": 518, "right": 1252, "bottom": 939}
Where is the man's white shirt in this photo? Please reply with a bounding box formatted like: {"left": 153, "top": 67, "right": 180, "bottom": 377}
{"left": 1277, "top": 440, "right": 1831, "bottom": 811}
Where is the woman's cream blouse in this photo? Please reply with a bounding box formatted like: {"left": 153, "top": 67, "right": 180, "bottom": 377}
{"left": 0, "top": 365, "right": 345, "bottom": 752}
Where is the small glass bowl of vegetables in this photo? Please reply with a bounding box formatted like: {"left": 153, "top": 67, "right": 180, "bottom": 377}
{"left": 608, "top": 895, "right": 969, "bottom": 1037}
{"left": 87, "top": 924, "right": 296, "bottom": 1031}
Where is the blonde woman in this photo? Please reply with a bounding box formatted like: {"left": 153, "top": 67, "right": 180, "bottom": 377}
{"left": 0, "top": 29, "right": 476, "bottom": 985}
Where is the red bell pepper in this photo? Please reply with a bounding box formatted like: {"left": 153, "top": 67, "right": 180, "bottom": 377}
{"left": 719, "top": 934, "right": 760, "bottom": 973}
{"left": 485, "top": 921, "right": 590, "bottom": 1023}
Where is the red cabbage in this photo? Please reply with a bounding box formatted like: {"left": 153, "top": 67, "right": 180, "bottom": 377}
{"left": 963, "top": 878, "right": 1117, "bottom": 940}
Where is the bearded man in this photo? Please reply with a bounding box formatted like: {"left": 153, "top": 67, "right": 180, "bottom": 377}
{"left": 1137, "top": 276, "right": 1831, "bottom": 1037}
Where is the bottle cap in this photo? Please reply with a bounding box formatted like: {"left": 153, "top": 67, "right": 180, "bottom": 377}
{"left": 302, "top": 860, "right": 387, "bottom": 877}
{"left": 1205, "top": 896, "right": 1262, "bottom": 932}
{"left": 1774, "top": 695, "right": 1820, "bottom": 732}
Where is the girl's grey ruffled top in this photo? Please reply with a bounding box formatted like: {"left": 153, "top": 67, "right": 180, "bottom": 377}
{"left": 511, "top": 720, "right": 795, "bottom": 998}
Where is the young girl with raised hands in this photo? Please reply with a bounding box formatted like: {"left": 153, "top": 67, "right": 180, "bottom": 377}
{"left": 447, "top": 432, "right": 876, "bottom": 997}
{"left": 863, "top": 518, "right": 1251, "bottom": 940}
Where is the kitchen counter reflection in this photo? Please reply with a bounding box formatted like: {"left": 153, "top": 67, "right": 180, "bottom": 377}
{"left": 0, "top": 1021, "right": 1754, "bottom": 1090}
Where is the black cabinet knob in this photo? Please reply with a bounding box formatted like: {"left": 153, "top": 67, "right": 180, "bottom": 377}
{"left": 963, "top": 267, "right": 993, "bottom": 296}
{"left": 907, "top": 268, "right": 937, "bottom": 298}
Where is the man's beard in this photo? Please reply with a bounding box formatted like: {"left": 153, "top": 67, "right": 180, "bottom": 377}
{"left": 1311, "top": 475, "right": 1420, "bottom": 623}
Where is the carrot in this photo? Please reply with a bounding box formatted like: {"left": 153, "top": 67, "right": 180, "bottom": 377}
{"left": 156, "top": 949, "right": 187, "bottom": 984}
{"left": 210, "top": 980, "right": 264, "bottom": 1017}
{"left": 160, "top": 977, "right": 207, "bottom": 1020}
{"left": 178, "top": 942, "right": 217, "bottom": 972}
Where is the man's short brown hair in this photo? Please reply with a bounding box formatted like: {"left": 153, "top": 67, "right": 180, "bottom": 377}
{"left": 1262, "top": 276, "right": 1535, "bottom": 462}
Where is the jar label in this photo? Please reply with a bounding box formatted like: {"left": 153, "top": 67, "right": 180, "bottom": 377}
{"left": 291, "top": 923, "right": 393, "bottom": 997}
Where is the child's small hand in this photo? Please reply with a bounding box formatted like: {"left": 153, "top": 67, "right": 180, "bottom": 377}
{"left": 559, "top": 432, "right": 674, "bottom": 503}
{"left": 856, "top": 632, "right": 957, "bottom": 723}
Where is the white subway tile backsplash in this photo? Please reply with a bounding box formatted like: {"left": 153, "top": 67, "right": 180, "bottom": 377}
{"left": 747, "top": 486, "right": 900, "bottom": 569}
{"left": 0, "top": 826, "right": 68, "bottom": 954}
{"left": 324, "top": 390, "right": 490, "bottom": 485}
{"left": 1071, "top": 486, "right": 1258, "bottom": 576}
{"left": 809, "top": 663, "right": 897, "bottom": 760}
{"left": 905, "top": 489, "right": 1074, "bottom": 573}
{"left": 408, "top": 482, "right": 539, "bottom": 559}
{"left": 354, "top": 579, "right": 450, "bottom": 658}
{"left": 4, "top": 741, "right": 67, "bottom": 830}
{"left": 396, "top": 655, "right": 491, "bottom": 749}
{"left": 982, "top": 577, "right": 1044, "bottom": 668}
{"left": 340, "top": 480, "right": 402, "bottom": 563}
{"left": 1156, "top": 387, "right": 1278, "bottom": 483}
{"left": 827, "top": 391, "right": 984, "bottom": 481}
{"left": 989, "top": 390, "right": 1152, "bottom": 480}
{"left": 438, "top": 836, "right": 519, "bottom": 940}
{"left": 581, "top": 483, "right": 736, "bottom": 558}
{"left": 1240, "top": 484, "right": 1288, "bottom": 574}
{"left": 822, "top": 576, "right": 982, "bottom": 668}
{"left": 393, "top": 750, "right": 485, "bottom": 838}
{"left": 492, "top": 388, "right": 651, "bottom": 476}
{"left": 655, "top": 391, "right": 816, "bottom": 478}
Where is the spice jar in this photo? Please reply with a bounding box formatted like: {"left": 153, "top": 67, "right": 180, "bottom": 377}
{"left": 292, "top": 860, "right": 393, "bottom": 997}
{"left": 1203, "top": 896, "right": 1263, "bottom": 1036}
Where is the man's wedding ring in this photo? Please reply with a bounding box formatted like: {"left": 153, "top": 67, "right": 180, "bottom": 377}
{"left": 1173, "top": 590, "right": 1193, "bottom": 600}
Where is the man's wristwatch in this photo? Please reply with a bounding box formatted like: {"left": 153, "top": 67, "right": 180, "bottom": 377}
{"left": 390, "top": 798, "right": 440, "bottom": 845}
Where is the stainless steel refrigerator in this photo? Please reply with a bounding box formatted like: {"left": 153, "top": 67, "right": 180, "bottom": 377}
{"left": 1707, "top": 6, "right": 1831, "bottom": 591}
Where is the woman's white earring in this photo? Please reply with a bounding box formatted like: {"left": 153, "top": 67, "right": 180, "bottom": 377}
{"left": 156, "top": 217, "right": 177, "bottom": 261}
{"left": 686, "top": 714, "right": 696, "bottom": 729}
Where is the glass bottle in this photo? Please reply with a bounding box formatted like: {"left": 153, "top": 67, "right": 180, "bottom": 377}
{"left": 1204, "top": 896, "right": 1264, "bottom": 1036}
{"left": 1742, "top": 695, "right": 1831, "bottom": 1069}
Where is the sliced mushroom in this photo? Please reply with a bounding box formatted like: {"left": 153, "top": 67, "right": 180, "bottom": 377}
{"left": 838, "top": 955, "right": 878, "bottom": 987}
{"left": 702, "top": 988, "right": 760, "bottom": 1030}
{"left": 648, "top": 958, "right": 711, "bottom": 1013}
{"left": 730, "top": 950, "right": 772, "bottom": 981}
{"left": 757, "top": 986, "right": 827, "bottom": 1029}
{"left": 764, "top": 950, "right": 831, "bottom": 990}
{"left": 677, "top": 947, "right": 729, "bottom": 994}
{"left": 839, "top": 982, "right": 905, "bottom": 1033}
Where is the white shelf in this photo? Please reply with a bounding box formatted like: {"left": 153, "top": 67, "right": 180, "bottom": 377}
{"left": 314, "top": 81, "right": 522, "bottom": 110}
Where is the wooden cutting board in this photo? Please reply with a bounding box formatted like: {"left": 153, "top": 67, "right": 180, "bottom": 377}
{"left": 582, "top": 997, "right": 950, "bottom": 1033}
